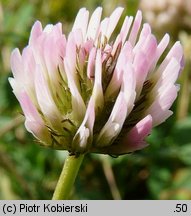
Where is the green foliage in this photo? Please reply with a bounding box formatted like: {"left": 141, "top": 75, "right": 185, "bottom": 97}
{"left": 0, "top": 0, "right": 190, "bottom": 200}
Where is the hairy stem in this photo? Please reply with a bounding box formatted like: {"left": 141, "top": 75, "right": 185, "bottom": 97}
{"left": 52, "top": 153, "right": 84, "bottom": 200}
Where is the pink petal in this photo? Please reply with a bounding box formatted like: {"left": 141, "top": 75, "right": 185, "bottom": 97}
{"left": 34, "top": 65, "right": 60, "bottom": 120}
{"left": 64, "top": 58, "right": 86, "bottom": 122}
{"left": 73, "top": 28, "right": 84, "bottom": 47}
{"left": 12, "top": 46, "right": 37, "bottom": 95}
{"left": 87, "top": 47, "right": 96, "bottom": 79}
{"left": 8, "top": 77, "right": 20, "bottom": 98}
{"left": 128, "top": 10, "right": 142, "bottom": 46}
{"left": 105, "top": 42, "right": 133, "bottom": 100}
{"left": 156, "top": 34, "right": 170, "bottom": 60}
{"left": 97, "top": 64, "right": 136, "bottom": 147}
{"left": 29, "top": 21, "right": 42, "bottom": 45}
{"left": 43, "top": 35, "right": 60, "bottom": 83}
{"left": 17, "top": 91, "right": 52, "bottom": 144}
{"left": 10, "top": 48, "right": 23, "bottom": 82}
{"left": 100, "top": 17, "right": 109, "bottom": 39}
{"left": 107, "top": 115, "right": 153, "bottom": 154}
{"left": 83, "top": 39, "right": 94, "bottom": 53}
{"left": 105, "top": 7, "right": 124, "bottom": 40}
{"left": 119, "top": 16, "right": 134, "bottom": 44}
{"left": 92, "top": 50, "right": 104, "bottom": 113}
{"left": 111, "top": 35, "right": 122, "bottom": 56}
{"left": 57, "top": 35, "right": 67, "bottom": 57}
{"left": 86, "top": 7, "right": 102, "bottom": 41}
{"left": 96, "top": 92, "right": 128, "bottom": 147}
{"left": 139, "top": 23, "right": 151, "bottom": 39}
{"left": 134, "top": 34, "right": 157, "bottom": 96}
{"left": 142, "top": 34, "right": 157, "bottom": 64}
{"left": 152, "top": 57, "right": 180, "bottom": 89}
{"left": 157, "top": 84, "right": 179, "bottom": 110}
{"left": 121, "top": 62, "right": 136, "bottom": 111}
{"left": 19, "top": 93, "right": 49, "bottom": 144}
{"left": 72, "top": 97, "right": 95, "bottom": 151}
{"left": 111, "top": 93, "right": 128, "bottom": 122}
{"left": 147, "top": 57, "right": 180, "bottom": 126}
{"left": 51, "top": 23, "right": 62, "bottom": 36}
{"left": 149, "top": 34, "right": 170, "bottom": 72}
{"left": 18, "top": 91, "right": 41, "bottom": 122}
{"left": 43, "top": 24, "right": 54, "bottom": 33}
{"left": 122, "top": 115, "right": 152, "bottom": 151}
{"left": 65, "top": 32, "right": 77, "bottom": 76}
{"left": 133, "top": 51, "right": 149, "bottom": 98}
{"left": 146, "top": 84, "right": 179, "bottom": 126}
{"left": 25, "top": 120, "right": 52, "bottom": 145}
{"left": 30, "top": 34, "right": 47, "bottom": 71}
{"left": 64, "top": 32, "right": 82, "bottom": 91}
{"left": 83, "top": 98, "right": 95, "bottom": 131}
{"left": 72, "top": 8, "right": 89, "bottom": 39}
{"left": 11, "top": 48, "right": 36, "bottom": 97}
{"left": 158, "top": 41, "right": 183, "bottom": 74}
{"left": 22, "top": 46, "right": 36, "bottom": 81}
{"left": 133, "top": 23, "right": 152, "bottom": 54}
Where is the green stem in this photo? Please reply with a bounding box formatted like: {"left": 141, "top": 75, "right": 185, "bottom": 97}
{"left": 52, "top": 153, "right": 85, "bottom": 200}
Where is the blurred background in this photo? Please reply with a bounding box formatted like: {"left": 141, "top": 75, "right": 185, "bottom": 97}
{"left": 0, "top": 0, "right": 191, "bottom": 199}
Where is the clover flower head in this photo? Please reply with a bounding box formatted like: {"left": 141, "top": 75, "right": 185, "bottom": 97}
{"left": 9, "top": 7, "right": 184, "bottom": 155}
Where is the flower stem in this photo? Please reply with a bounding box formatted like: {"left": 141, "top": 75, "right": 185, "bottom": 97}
{"left": 52, "top": 153, "right": 85, "bottom": 200}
